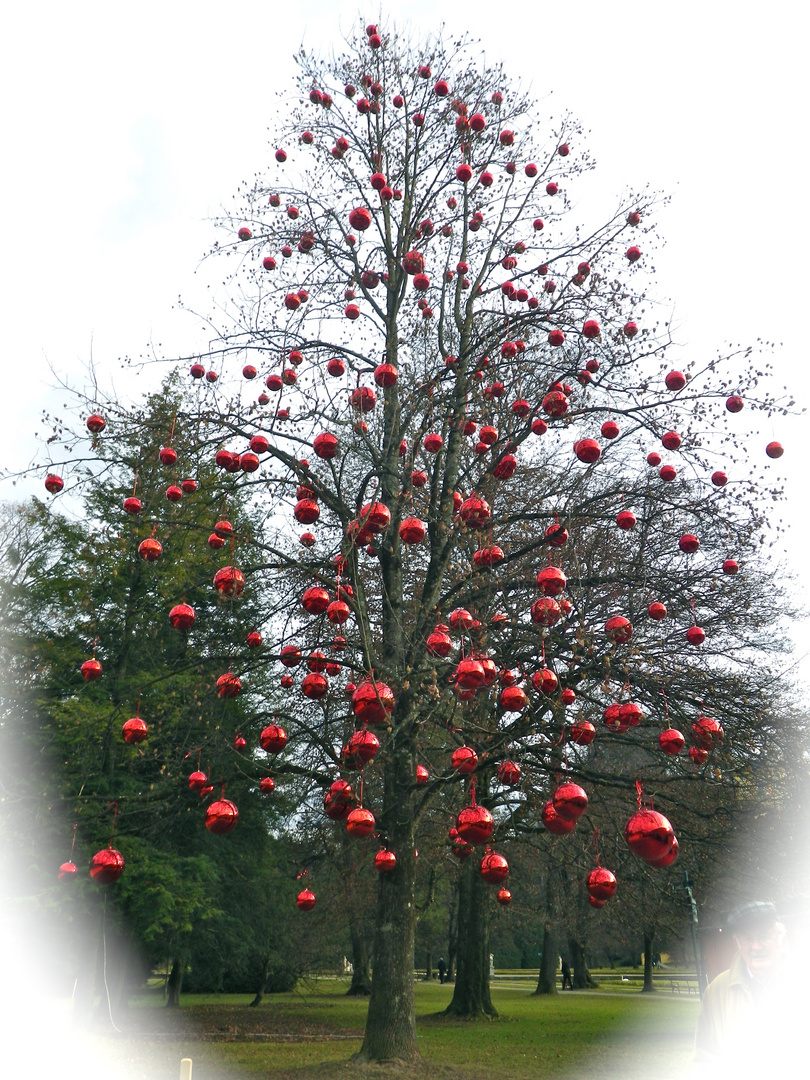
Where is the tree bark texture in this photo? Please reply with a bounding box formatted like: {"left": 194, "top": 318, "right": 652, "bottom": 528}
{"left": 642, "top": 933, "right": 655, "bottom": 992}
{"left": 569, "top": 937, "right": 599, "bottom": 989}
{"left": 346, "top": 921, "right": 373, "bottom": 996}
{"left": 533, "top": 924, "right": 558, "bottom": 995}
{"left": 165, "top": 957, "right": 185, "bottom": 1008}
{"left": 443, "top": 855, "right": 497, "bottom": 1018}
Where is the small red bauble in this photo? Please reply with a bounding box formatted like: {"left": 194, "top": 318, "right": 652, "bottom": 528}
{"left": 662, "top": 431, "right": 682, "bottom": 451}
{"left": 213, "top": 566, "right": 245, "bottom": 597}
{"left": 122, "top": 717, "right": 148, "bottom": 744}
{"left": 679, "top": 533, "right": 700, "bottom": 554}
{"left": 166, "top": 485, "right": 183, "bottom": 503}
{"left": 59, "top": 861, "right": 78, "bottom": 879}
{"left": 665, "top": 371, "right": 686, "bottom": 391}
{"left": 659, "top": 729, "right": 685, "bottom": 755}
{"left": 138, "top": 537, "right": 163, "bottom": 561}
{"left": 574, "top": 439, "right": 601, "bottom": 464}
{"left": 217, "top": 673, "right": 242, "bottom": 699}
{"left": 159, "top": 446, "right": 177, "bottom": 466}
{"left": 625, "top": 809, "right": 675, "bottom": 864}
{"left": 712, "top": 471, "right": 728, "bottom": 487}
{"left": 605, "top": 615, "right": 633, "bottom": 644}
{"left": 296, "top": 889, "right": 316, "bottom": 910}
{"left": 545, "top": 523, "right": 568, "bottom": 547}
{"left": 456, "top": 804, "right": 493, "bottom": 844}
{"left": 499, "top": 685, "right": 528, "bottom": 712}
{"left": 348, "top": 207, "right": 372, "bottom": 231}
{"left": 587, "top": 867, "right": 617, "bottom": 901}
{"left": 416, "top": 765, "right": 429, "bottom": 784}
{"left": 260, "top": 777, "right": 275, "bottom": 794}
{"left": 569, "top": 721, "right": 596, "bottom": 746}
{"left": 206, "top": 798, "right": 239, "bottom": 834}
{"left": 346, "top": 806, "right": 376, "bottom": 837}
{"left": 552, "top": 782, "right": 588, "bottom": 822}
{"left": 561, "top": 687, "right": 576, "bottom": 706}
{"left": 400, "top": 517, "right": 427, "bottom": 544}
{"left": 626, "top": 246, "right": 641, "bottom": 262}
{"left": 247, "top": 630, "right": 262, "bottom": 648}
{"left": 301, "top": 586, "right": 330, "bottom": 614}
{"left": 89, "top": 848, "right": 125, "bottom": 884}
{"left": 452, "top": 746, "right": 479, "bottom": 776}
{"left": 374, "top": 849, "right": 397, "bottom": 873}
{"left": 301, "top": 672, "right": 329, "bottom": 699}
{"left": 260, "top": 724, "right": 288, "bottom": 753}
{"left": 689, "top": 747, "right": 709, "bottom": 765}
{"left": 726, "top": 395, "right": 744, "bottom": 413}
{"left": 686, "top": 626, "right": 706, "bottom": 646}
{"left": 766, "top": 441, "right": 784, "bottom": 459}
{"left": 123, "top": 496, "right": 142, "bottom": 514}
{"left": 169, "top": 603, "right": 196, "bottom": 630}
{"left": 616, "top": 510, "right": 636, "bottom": 530}
{"left": 531, "top": 597, "right": 562, "bottom": 627}
{"left": 352, "top": 679, "right": 395, "bottom": 725}
{"left": 536, "top": 566, "right": 567, "bottom": 596}
{"left": 81, "top": 658, "right": 102, "bottom": 680}
{"left": 601, "top": 420, "right": 620, "bottom": 440}
{"left": 692, "top": 715, "right": 724, "bottom": 749}
{"left": 480, "top": 852, "right": 509, "bottom": 884}
{"left": 648, "top": 601, "right": 667, "bottom": 620}
{"left": 722, "top": 559, "right": 739, "bottom": 575}
{"left": 188, "top": 770, "right": 207, "bottom": 792}
{"left": 659, "top": 464, "right": 677, "bottom": 482}
{"left": 532, "top": 668, "right": 558, "bottom": 696}
{"left": 497, "top": 760, "right": 521, "bottom": 786}
{"left": 497, "top": 888, "right": 512, "bottom": 905}
{"left": 541, "top": 799, "right": 576, "bottom": 835}
{"left": 86, "top": 414, "right": 106, "bottom": 434}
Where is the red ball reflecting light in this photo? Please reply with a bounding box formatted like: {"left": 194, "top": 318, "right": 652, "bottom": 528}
{"left": 205, "top": 799, "right": 239, "bottom": 834}
{"left": 480, "top": 851, "right": 509, "bottom": 884}
{"left": 122, "top": 717, "right": 148, "bottom": 744}
{"left": 89, "top": 848, "right": 125, "bottom": 884}
{"left": 541, "top": 799, "right": 576, "bottom": 835}
{"left": 59, "top": 861, "right": 78, "bottom": 880}
{"left": 552, "top": 782, "right": 588, "bottom": 822}
{"left": 296, "top": 889, "right": 316, "bottom": 910}
{"left": 624, "top": 809, "right": 675, "bottom": 865}
{"left": 346, "top": 807, "right": 376, "bottom": 837}
{"left": 586, "top": 867, "right": 617, "bottom": 901}
{"left": 456, "top": 804, "right": 494, "bottom": 845}
{"left": 374, "top": 849, "right": 397, "bottom": 873}
{"left": 81, "top": 658, "right": 102, "bottom": 680}
{"left": 169, "top": 603, "right": 196, "bottom": 630}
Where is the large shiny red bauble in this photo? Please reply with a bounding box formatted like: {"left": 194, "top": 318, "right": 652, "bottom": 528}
{"left": 350, "top": 386, "right": 377, "bottom": 413}
{"left": 665, "top": 372, "right": 686, "bottom": 391}
{"left": 480, "top": 852, "right": 509, "bottom": 883}
{"left": 531, "top": 597, "right": 562, "bottom": 627}
{"left": 570, "top": 721, "right": 596, "bottom": 745}
{"left": 351, "top": 679, "right": 395, "bottom": 725}
{"left": 159, "top": 447, "right": 177, "bottom": 466}
{"left": 347, "top": 729, "right": 380, "bottom": 764}
{"left": 459, "top": 494, "right": 491, "bottom": 528}
{"left": 260, "top": 724, "right": 288, "bottom": 753}
{"left": 346, "top": 807, "right": 376, "bottom": 837}
{"left": 497, "top": 760, "right": 521, "bottom": 786}
{"left": 302, "top": 672, "right": 329, "bottom": 699}
{"left": 691, "top": 715, "right": 724, "bottom": 749}
{"left": 624, "top": 809, "right": 675, "bottom": 864}
{"left": 605, "top": 615, "right": 633, "bottom": 643}
{"left": 327, "top": 600, "right": 351, "bottom": 624}
{"left": 169, "top": 603, "right": 196, "bottom": 630}
{"left": 213, "top": 566, "right": 245, "bottom": 597}
{"left": 138, "top": 537, "right": 163, "bottom": 561}
{"left": 81, "top": 658, "right": 102, "bottom": 680}
{"left": 216, "top": 673, "right": 242, "bottom": 699}
{"left": 59, "top": 861, "right": 78, "bottom": 880}
{"left": 426, "top": 629, "right": 452, "bottom": 657}
{"left": 659, "top": 728, "right": 685, "bottom": 755}
{"left": 301, "top": 586, "right": 330, "bottom": 614}
{"left": 374, "top": 849, "right": 397, "bottom": 872}
{"left": 449, "top": 608, "right": 474, "bottom": 630}
{"left": 44, "top": 474, "right": 64, "bottom": 494}
{"left": 324, "top": 780, "right": 358, "bottom": 821}
{"left": 722, "top": 560, "right": 739, "bottom": 575}
{"left": 648, "top": 601, "right": 667, "bottom": 620}
{"left": 205, "top": 799, "right": 238, "bottom": 834}
{"left": 86, "top": 414, "right": 106, "bottom": 434}
{"left": 122, "top": 496, "right": 142, "bottom": 514}
{"left": 456, "top": 804, "right": 494, "bottom": 845}
{"left": 452, "top": 746, "right": 479, "bottom": 775}
{"left": 574, "top": 439, "right": 601, "bottom": 464}
{"left": 280, "top": 644, "right": 302, "bottom": 667}
{"left": 122, "top": 717, "right": 148, "bottom": 744}
{"left": 541, "top": 799, "right": 576, "bottom": 835}
{"left": 616, "top": 510, "right": 636, "bottom": 530}
{"left": 499, "top": 686, "right": 528, "bottom": 712}
{"left": 532, "top": 668, "right": 558, "bottom": 696}
{"left": 536, "top": 566, "right": 567, "bottom": 596}
{"left": 686, "top": 626, "right": 706, "bottom": 645}
{"left": 679, "top": 533, "right": 700, "bottom": 554}
{"left": 188, "top": 770, "right": 207, "bottom": 792}
{"left": 587, "top": 867, "right": 617, "bottom": 901}
{"left": 400, "top": 517, "right": 427, "bottom": 544}
{"left": 313, "top": 432, "right": 339, "bottom": 459}
{"left": 455, "top": 658, "right": 485, "bottom": 689}
{"left": 296, "top": 889, "right": 316, "bottom": 910}
{"left": 552, "top": 782, "right": 588, "bottom": 822}
{"left": 294, "top": 498, "right": 320, "bottom": 524}
{"left": 89, "top": 848, "right": 125, "bottom": 883}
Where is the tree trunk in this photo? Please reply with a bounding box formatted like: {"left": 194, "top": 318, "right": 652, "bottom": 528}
{"left": 569, "top": 937, "right": 598, "bottom": 989}
{"left": 355, "top": 762, "right": 420, "bottom": 1063}
{"left": 346, "top": 920, "right": 372, "bottom": 996}
{"left": 533, "top": 924, "right": 558, "bottom": 995}
{"left": 423, "top": 948, "right": 433, "bottom": 981}
{"left": 446, "top": 887, "right": 458, "bottom": 983}
{"left": 642, "top": 933, "right": 655, "bottom": 992}
{"left": 443, "top": 855, "right": 497, "bottom": 1018}
{"left": 249, "top": 955, "right": 274, "bottom": 1007}
{"left": 165, "top": 957, "right": 185, "bottom": 1008}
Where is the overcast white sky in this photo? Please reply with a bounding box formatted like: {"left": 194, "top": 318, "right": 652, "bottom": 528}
{"left": 1, "top": 0, "right": 807, "bottom": 683}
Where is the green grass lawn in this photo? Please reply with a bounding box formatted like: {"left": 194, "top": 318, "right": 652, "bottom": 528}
{"left": 72, "top": 978, "right": 700, "bottom": 1080}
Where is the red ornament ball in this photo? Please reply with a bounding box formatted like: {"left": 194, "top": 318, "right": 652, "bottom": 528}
{"left": 296, "top": 889, "right": 316, "bottom": 910}
{"left": 205, "top": 799, "right": 239, "bottom": 834}
{"left": 480, "top": 851, "right": 509, "bottom": 884}
{"left": 122, "top": 717, "right": 148, "bottom": 744}
{"left": 624, "top": 809, "right": 675, "bottom": 865}
{"left": 89, "top": 848, "right": 125, "bottom": 884}
{"left": 586, "top": 867, "right": 617, "bottom": 901}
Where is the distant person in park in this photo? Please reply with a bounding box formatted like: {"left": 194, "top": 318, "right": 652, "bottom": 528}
{"left": 694, "top": 901, "right": 798, "bottom": 1074}
{"left": 561, "top": 958, "right": 573, "bottom": 990}
{"left": 437, "top": 957, "right": 447, "bottom": 984}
